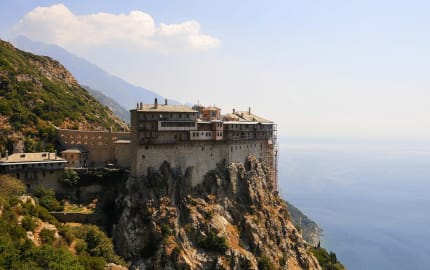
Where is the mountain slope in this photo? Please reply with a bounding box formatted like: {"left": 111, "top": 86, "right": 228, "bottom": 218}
{"left": 12, "top": 36, "right": 168, "bottom": 114}
{"left": 0, "top": 39, "right": 128, "bottom": 153}
{"left": 84, "top": 86, "right": 129, "bottom": 123}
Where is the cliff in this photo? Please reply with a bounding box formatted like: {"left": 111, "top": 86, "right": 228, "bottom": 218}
{"left": 285, "top": 201, "right": 322, "bottom": 246}
{"left": 114, "top": 156, "right": 322, "bottom": 269}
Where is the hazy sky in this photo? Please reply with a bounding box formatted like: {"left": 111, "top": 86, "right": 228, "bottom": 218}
{"left": 2, "top": 0, "right": 430, "bottom": 138}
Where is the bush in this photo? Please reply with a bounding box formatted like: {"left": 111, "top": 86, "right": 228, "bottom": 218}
{"left": 75, "top": 239, "right": 88, "bottom": 255}
{"left": 310, "top": 247, "right": 346, "bottom": 270}
{"left": 60, "top": 169, "right": 80, "bottom": 187}
{"left": 258, "top": 256, "right": 275, "bottom": 270}
{"left": 198, "top": 229, "right": 228, "bottom": 253}
{"left": 21, "top": 215, "right": 37, "bottom": 232}
{"left": 161, "top": 223, "right": 172, "bottom": 239}
{"left": 34, "top": 188, "right": 63, "bottom": 212}
{"left": 39, "top": 228, "right": 55, "bottom": 245}
{"left": 0, "top": 175, "right": 26, "bottom": 198}
{"left": 73, "top": 225, "right": 119, "bottom": 263}
{"left": 31, "top": 245, "right": 84, "bottom": 270}
{"left": 78, "top": 255, "right": 106, "bottom": 270}
{"left": 34, "top": 205, "right": 60, "bottom": 227}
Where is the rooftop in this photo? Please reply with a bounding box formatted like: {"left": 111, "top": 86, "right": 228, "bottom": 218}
{"left": 61, "top": 149, "right": 88, "bottom": 154}
{"left": 0, "top": 152, "right": 67, "bottom": 164}
{"left": 113, "top": 140, "right": 131, "bottom": 144}
{"left": 135, "top": 104, "right": 197, "bottom": 113}
{"left": 223, "top": 111, "right": 273, "bottom": 123}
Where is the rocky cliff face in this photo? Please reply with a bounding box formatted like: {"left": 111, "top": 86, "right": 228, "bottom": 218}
{"left": 114, "top": 156, "right": 321, "bottom": 270}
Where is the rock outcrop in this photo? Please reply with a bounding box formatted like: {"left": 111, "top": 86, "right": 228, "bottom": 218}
{"left": 114, "top": 156, "right": 321, "bottom": 269}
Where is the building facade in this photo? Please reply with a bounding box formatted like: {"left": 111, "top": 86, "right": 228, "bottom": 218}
{"left": 130, "top": 99, "right": 278, "bottom": 187}
{"left": 0, "top": 151, "right": 67, "bottom": 190}
{"left": 57, "top": 128, "right": 131, "bottom": 168}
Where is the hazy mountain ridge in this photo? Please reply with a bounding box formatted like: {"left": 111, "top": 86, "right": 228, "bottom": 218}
{"left": 12, "top": 36, "right": 175, "bottom": 117}
{"left": 83, "top": 86, "right": 130, "bottom": 123}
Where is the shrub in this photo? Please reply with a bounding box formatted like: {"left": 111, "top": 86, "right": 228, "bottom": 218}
{"left": 75, "top": 239, "right": 88, "bottom": 255}
{"left": 310, "top": 247, "right": 346, "bottom": 270}
{"left": 161, "top": 223, "right": 172, "bottom": 239}
{"left": 73, "top": 225, "right": 119, "bottom": 263}
{"left": 60, "top": 169, "right": 80, "bottom": 187}
{"left": 198, "top": 229, "right": 228, "bottom": 253}
{"left": 21, "top": 215, "right": 37, "bottom": 232}
{"left": 258, "top": 256, "right": 275, "bottom": 270}
{"left": 34, "top": 188, "right": 63, "bottom": 212}
{"left": 39, "top": 228, "right": 55, "bottom": 245}
{"left": 0, "top": 175, "right": 26, "bottom": 198}
{"left": 78, "top": 255, "right": 106, "bottom": 270}
{"left": 31, "top": 245, "right": 84, "bottom": 270}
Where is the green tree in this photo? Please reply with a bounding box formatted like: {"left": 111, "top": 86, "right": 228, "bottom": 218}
{"left": 32, "top": 245, "right": 84, "bottom": 270}
{"left": 33, "top": 188, "right": 63, "bottom": 212}
{"left": 39, "top": 228, "right": 55, "bottom": 245}
{"left": 21, "top": 215, "right": 37, "bottom": 232}
{"left": 0, "top": 175, "right": 26, "bottom": 198}
{"left": 74, "top": 225, "right": 118, "bottom": 262}
{"left": 60, "top": 169, "right": 80, "bottom": 187}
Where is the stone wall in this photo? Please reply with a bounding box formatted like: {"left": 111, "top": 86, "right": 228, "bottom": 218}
{"left": 131, "top": 140, "right": 269, "bottom": 186}
{"left": 10, "top": 170, "right": 64, "bottom": 192}
{"left": 50, "top": 212, "right": 104, "bottom": 224}
{"left": 57, "top": 129, "right": 130, "bottom": 167}
{"left": 114, "top": 142, "right": 131, "bottom": 168}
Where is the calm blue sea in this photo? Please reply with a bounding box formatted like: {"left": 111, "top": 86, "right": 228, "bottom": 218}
{"left": 278, "top": 139, "right": 430, "bottom": 270}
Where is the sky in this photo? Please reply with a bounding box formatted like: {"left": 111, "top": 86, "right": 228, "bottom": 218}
{"left": 1, "top": 0, "right": 430, "bottom": 139}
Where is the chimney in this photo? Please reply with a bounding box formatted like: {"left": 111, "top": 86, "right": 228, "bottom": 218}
{"left": 6, "top": 150, "right": 8, "bottom": 160}
{"left": 136, "top": 102, "right": 139, "bottom": 109}
{"left": 154, "top": 98, "right": 158, "bottom": 108}
{"left": 54, "top": 150, "right": 57, "bottom": 159}
{"left": 165, "top": 99, "right": 168, "bottom": 105}
{"left": 248, "top": 107, "right": 251, "bottom": 114}
{"left": 48, "top": 152, "right": 50, "bottom": 159}
{"left": 233, "top": 109, "right": 236, "bottom": 114}
{"left": 140, "top": 102, "right": 143, "bottom": 109}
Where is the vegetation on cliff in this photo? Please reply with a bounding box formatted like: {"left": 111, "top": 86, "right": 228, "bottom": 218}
{"left": 0, "top": 39, "right": 128, "bottom": 154}
{"left": 0, "top": 175, "right": 125, "bottom": 270}
{"left": 310, "top": 246, "right": 346, "bottom": 270}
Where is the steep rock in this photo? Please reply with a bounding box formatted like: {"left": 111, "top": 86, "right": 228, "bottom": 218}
{"left": 114, "top": 156, "right": 321, "bottom": 269}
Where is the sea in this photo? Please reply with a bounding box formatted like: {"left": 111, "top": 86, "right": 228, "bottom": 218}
{"left": 278, "top": 138, "right": 430, "bottom": 270}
